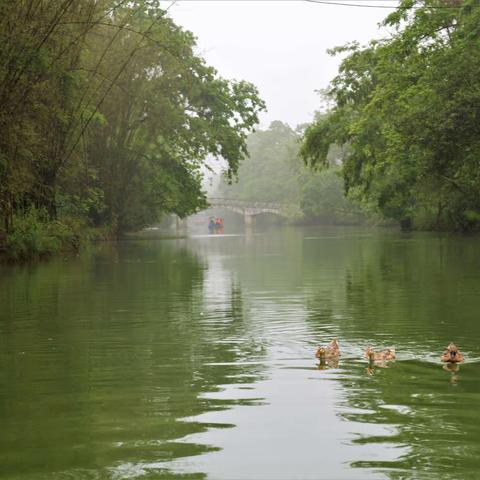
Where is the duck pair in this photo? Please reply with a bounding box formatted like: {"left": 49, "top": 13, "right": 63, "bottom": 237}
{"left": 369, "top": 343, "right": 464, "bottom": 363}
{"left": 315, "top": 339, "right": 395, "bottom": 363}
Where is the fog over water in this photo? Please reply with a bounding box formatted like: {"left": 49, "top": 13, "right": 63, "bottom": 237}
{"left": 169, "top": 0, "right": 394, "bottom": 127}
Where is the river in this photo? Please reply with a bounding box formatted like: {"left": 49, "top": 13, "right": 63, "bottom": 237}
{"left": 1, "top": 226, "right": 480, "bottom": 479}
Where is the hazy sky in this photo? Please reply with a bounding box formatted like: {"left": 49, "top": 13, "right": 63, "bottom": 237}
{"left": 168, "top": 0, "right": 394, "bottom": 128}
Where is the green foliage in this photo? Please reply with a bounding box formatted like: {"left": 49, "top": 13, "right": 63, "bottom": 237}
{"left": 84, "top": 6, "right": 265, "bottom": 231}
{"left": 301, "top": 0, "right": 480, "bottom": 231}
{"left": 3, "top": 208, "right": 85, "bottom": 262}
{"left": 218, "top": 121, "right": 301, "bottom": 204}
{"left": 0, "top": 1, "right": 265, "bottom": 258}
{"left": 217, "top": 122, "right": 368, "bottom": 225}
{"left": 300, "top": 169, "right": 367, "bottom": 225}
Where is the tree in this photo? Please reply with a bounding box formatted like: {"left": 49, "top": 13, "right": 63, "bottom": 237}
{"left": 217, "top": 121, "right": 367, "bottom": 224}
{"left": 218, "top": 121, "right": 301, "bottom": 205}
{"left": 0, "top": 1, "right": 266, "bottom": 254}
{"left": 301, "top": 0, "right": 480, "bottom": 231}
{"left": 85, "top": 5, "right": 265, "bottom": 231}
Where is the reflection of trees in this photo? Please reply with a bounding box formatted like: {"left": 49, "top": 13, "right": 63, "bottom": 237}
{"left": 303, "top": 231, "right": 480, "bottom": 345}
{"left": 0, "top": 240, "right": 267, "bottom": 479}
{"left": 302, "top": 230, "right": 480, "bottom": 478}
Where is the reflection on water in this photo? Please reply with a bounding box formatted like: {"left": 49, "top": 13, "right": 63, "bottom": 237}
{"left": 1, "top": 227, "right": 480, "bottom": 479}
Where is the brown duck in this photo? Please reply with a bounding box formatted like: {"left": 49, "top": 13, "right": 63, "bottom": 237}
{"left": 365, "top": 346, "right": 396, "bottom": 363}
{"left": 315, "top": 338, "right": 341, "bottom": 361}
{"left": 441, "top": 343, "right": 464, "bottom": 363}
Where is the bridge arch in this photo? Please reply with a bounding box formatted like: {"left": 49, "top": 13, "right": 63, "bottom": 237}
{"left": 206, "top": 198, "right": 286, "bottom": 225}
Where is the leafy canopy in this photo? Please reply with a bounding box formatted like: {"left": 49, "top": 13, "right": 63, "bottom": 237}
{"left": 301, "top": 0, "right": 480, "bottom": 231}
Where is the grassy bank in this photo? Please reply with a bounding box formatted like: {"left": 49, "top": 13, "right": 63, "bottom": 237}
{"left": 0, "top": 209, "right": 110, "bottom": 264}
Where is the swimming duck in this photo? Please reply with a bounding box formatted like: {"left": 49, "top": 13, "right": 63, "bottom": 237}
{"left": 365, "top": 346, "right": 396, "bottom": 363}
{"left": 317, "top": 356, "right": 339, "bottom": 370}
{"left": 329, "top": 338, "right": 340, "bottom": 355}
{"left": 315, "top": 339, "right": 341, "bottom": 361}
{"left": 441, "top": 343, "right": 464, "bottom": 363}
{"left": 315, "top": 347, "right": 333, "bottom": 362}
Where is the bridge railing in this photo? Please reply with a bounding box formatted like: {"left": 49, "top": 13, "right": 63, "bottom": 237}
{"left": 207, "top": 197, "right": 287, "bottom": 210}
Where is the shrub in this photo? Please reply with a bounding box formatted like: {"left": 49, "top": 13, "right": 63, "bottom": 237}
{"left": 3, "top": 208, "right": 85, "bottom": 262}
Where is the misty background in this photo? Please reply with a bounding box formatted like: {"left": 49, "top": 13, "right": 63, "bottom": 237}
{"left": 169, "top": 0, "right": 392, "bottom": 127}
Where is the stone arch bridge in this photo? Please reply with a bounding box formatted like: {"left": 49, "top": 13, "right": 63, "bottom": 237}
{"left": 206, "top": 197, "right": 288, "bottom": 225}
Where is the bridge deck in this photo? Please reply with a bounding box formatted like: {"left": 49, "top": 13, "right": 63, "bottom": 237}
{"left": 207, "top": 197, "right": 286, "bottom": 210}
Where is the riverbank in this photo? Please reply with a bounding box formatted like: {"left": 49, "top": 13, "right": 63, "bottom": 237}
{"left": 2, "top": 212, "right": 478, "bottom": 265}
{"left": 0, "top": 210, "right": 113, "bottom": 264}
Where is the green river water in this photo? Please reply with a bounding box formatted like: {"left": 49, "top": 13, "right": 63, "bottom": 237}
{"left": 1, "top": 226, "right": 480, "bottom": 479}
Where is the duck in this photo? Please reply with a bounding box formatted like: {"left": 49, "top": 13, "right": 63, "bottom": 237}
{"left": 365, "top": 346, "right": 396, "bottom": 363}
{"left": 441, "top": 343, "right": 464, "bottom": 363}
{"left": 315, "top": 339, "right": 341, "bottom": 361}
{"left": 317, "top": 356, "right": 339, "bottom": 370}
{"left": 329, "top": 338, "right": 340, "bottom": 355}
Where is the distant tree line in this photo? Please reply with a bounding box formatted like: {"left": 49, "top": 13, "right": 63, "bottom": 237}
{"left": 0, "top": 0, "right": 264, "bottom": 259}
{"left": 301, "top": 0, "right": 480, "bottom": 231}
{"left": 217, "top": 121, "right": 369, "bottom": 225}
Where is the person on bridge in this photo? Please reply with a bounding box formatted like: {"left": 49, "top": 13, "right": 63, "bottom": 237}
{"left": 208, "top": 217, "right": 216, "bottom": 233}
